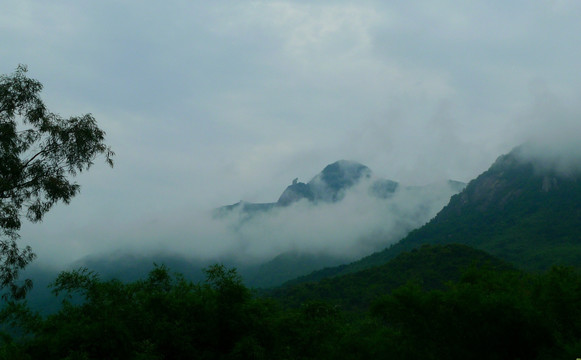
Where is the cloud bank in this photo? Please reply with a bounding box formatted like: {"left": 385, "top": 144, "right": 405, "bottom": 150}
{"left": 22, "top": 175, "right": 462, "bottom": 267}
{"left": 4, "top": 0, "right": 581, "bottom": 268}
{"left": 513, "top": 82, "right": 581, "bottom": 176}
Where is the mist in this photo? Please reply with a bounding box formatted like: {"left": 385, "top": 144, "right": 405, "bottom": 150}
{"left": 5, "top": 0, "right": 581, "bottom": 276}
{"left": 20, "top": 172, "right": 462, "bottom": 270}
{"left": 513, "top": 84, "right": 581, "bottom": 176}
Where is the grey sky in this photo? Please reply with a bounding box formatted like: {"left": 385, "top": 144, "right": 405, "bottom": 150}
{"left": 2, "top": 1, "right": 581, "bottom": 265}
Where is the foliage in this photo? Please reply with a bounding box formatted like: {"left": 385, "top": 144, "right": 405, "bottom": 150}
{"left": 0, "top": 265, "right": 274, "bottom": 359}
{"left": 272, "top": 244, "right": 514, "bottom": 310}
{"left": 367, "top": 266, "right": 581, "bottom": 359}
{"left": 1, "top": 256, "right": 581, "bottom": 359}
{"left": 0, "top": 65, "right": 113, "bottom": 299}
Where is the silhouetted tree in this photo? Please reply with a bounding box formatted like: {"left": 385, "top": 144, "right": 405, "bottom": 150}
{"left": 0, "top": 65, "right": 113, "bottom": 299}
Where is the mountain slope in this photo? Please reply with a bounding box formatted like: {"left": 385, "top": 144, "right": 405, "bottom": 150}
{"left": 290, "top": 147, "right": 581, "bottom": 284}
{"left": 271, "top": 243, "right": 514, "bottom": 310}
{"left": 396, "top": 148, "right": 581, "bottom": 270}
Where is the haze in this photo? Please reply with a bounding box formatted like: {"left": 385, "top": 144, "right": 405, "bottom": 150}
{"left": 2, "top": 1, "right": 581, "bottom": 266}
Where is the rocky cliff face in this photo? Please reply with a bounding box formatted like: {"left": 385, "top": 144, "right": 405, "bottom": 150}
{"left": 444, "top": 146, "right": 576, "bottom": 215}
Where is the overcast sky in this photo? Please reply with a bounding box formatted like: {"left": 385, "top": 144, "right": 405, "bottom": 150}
{"left": 2, "top": 1, "right": 581, "bottom": 265}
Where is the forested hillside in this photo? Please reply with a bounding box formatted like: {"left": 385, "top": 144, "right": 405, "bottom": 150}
{"left": 1, "top": 249, "right": 581, "bottom": 359}
{"left": 291, "top": 147, "right": 581, "bottom": 284}
{"left": 270, "top": 244, "right": 514, "bottom": 310}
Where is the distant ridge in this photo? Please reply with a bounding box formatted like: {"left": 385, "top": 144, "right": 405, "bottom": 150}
{"left": 215, "top": 160, "right": 387, "bottom": 216}
{"left": 215, "top": 159, "right": 462, "bottom": 216}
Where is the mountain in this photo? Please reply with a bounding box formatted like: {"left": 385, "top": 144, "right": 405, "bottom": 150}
{"left": 270, "top": 243, "right": 515, "bottom": 311}
{"left": 12, "top": 150, "right": 581, "bottom": 359}
{"left": 290, "top": 146, "right": 581, "bottom": 284}
{"left": 61, "top": 160, "right": 464, "bottom": 291}
{"left": 215, "top": 159, "right": 462, "bottom": 217}
{"left": 215, "top": 160, "right": 387, "bottom": 215}
{"left": 303, "top": 160, "right": 373, "bottom": 202}
{"left": 209, "top": 160, "right": 465, "bottom": 285}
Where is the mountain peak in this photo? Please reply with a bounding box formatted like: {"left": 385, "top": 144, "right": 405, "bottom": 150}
{"left": 218, "top": 160, "right": 464, "bottom": 218}
{"left": 319, "top": 160, "right": 371, "bottom": 185}
{"left": 277, "top": 160, "right": 372, "bottom": 205}
{"left": 308, "top": 160, "right": 372, "bottom": 202}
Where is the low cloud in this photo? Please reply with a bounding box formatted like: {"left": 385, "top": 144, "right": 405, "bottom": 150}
{"left": 9, "top": 0, "right": 581, "bottom": 272}
{"left": 513, "top": 82, "right": 581, "bottom": 176}
{"left": 27, "top": 176, "right": 460, "bottom": 267}
{"left": 208, "top": 178, "right": 460, "bottom": 263}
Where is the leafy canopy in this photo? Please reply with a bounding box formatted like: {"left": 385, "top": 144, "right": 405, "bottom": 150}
{"left": 0, "top": 65, "right": 113, "bottom": 298}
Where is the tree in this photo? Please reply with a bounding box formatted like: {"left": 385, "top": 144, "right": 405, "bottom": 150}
{"left": 0, "top": 265, "right": 277, "bottom": 359}
{"left": 0, "top": 65, "right": 113, "bottom": 299}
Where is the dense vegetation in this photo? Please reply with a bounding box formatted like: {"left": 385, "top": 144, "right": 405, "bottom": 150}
{"left": 272, "top": 244, "right": 515, "bottom": 310}
{"left": 0, "top": 245, "right": 580, "bottom": 359}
